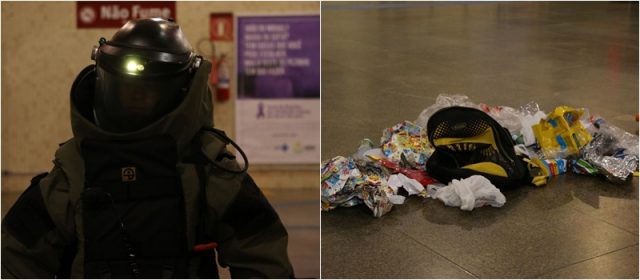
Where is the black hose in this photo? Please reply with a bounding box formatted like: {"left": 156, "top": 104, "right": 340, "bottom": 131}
{"left": 202, "top": 127, "right": 249, "bottom": 174}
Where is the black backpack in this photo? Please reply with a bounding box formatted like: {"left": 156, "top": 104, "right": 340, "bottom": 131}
{"left": 425, "top": 106, "right": 546, "bottom": 189}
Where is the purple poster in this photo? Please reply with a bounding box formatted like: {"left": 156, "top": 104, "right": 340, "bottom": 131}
{"left": 236, "top": 15, "right": 320, "bottom": 164}
{"left": 237, "top": 15, "right": 320, "bottom": 99}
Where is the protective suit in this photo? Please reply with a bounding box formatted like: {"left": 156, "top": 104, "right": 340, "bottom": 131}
{"left": 1, "top": 18, "right": 294, "bottom": 278}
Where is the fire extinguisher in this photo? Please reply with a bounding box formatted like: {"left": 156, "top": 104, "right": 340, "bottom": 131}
{"left": 215, "top": 55, "right": 230, "bottom": 102}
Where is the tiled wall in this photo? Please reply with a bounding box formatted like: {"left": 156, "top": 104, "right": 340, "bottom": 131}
{"left": 1, "top": 1, "right": 319, "bottom": 190}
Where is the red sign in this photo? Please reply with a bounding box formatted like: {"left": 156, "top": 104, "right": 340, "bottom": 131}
{"left": 77, "top": 1, "right": 176, "bottom": 28}
{"left": 210, "top": 13, "right": 233, "bottom": 41}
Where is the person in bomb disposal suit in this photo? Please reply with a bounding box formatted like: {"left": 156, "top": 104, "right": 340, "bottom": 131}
{"left": 1, "top": 18, "right": 294, "bottom": 278}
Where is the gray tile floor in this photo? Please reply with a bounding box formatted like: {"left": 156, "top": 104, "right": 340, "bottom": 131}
{"left": 1, "top": 176, "right": 319, "bottom": 279}
{"left": 321, "top": 1, "right": 638, "bottom": 279}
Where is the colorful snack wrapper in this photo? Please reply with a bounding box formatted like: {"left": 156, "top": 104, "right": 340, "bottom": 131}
{"left": 380, "top": 121, "right": 432, "bottom": 166}
{"left": 361, "top": 183, "right": 397, "bottom": 218}
{"left": 572, "top": 159, "right": 598, "bottom": 175}
{"left": 321, "top": 156, "right": 363, "bottom": 211}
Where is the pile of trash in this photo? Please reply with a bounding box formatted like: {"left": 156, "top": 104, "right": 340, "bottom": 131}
{"left": 321, "top": 94, "right": 639, "bottom": 217}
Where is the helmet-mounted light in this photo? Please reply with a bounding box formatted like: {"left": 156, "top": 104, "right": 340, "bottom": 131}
{"left": 125, "top": 59, "right": 145, "bottom": 75}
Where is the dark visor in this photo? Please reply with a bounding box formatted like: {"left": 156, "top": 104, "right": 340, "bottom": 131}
{"left": 97, "top": 44, "right": 195, "bottom": 78}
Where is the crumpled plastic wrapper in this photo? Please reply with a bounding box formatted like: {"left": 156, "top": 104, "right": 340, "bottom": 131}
{"left": 520, "top": 101, "right": 542, "bottom": 116}
{"left": 321, "top": 148, "right": 400, "bottom": 217}
{"left": 360, "top": 162, "right": 437, "bottom": 217}
{"left": 538, "top": 159, "right": 569, "bottom": 176}
{"left": 351, "top": 138, "right": 385, "bottom": 166}
{"left": 321, "top": 156, "right": 364, "bottom": 211}
{"left": 380, "top": 121, "right": 432, "bottom": 167}
{"left": 479, "top": 103, "right": 523, "bottom": 134}
{"left": 595, "top": 155, "right": 638, "bottom": 183}
{"left": 361, "top": 181, "right": 402, "bottom": 218}
{"left": 595, "top": 121, "right": 639, "bottom": 157}
{"left": 518, "top": 102, "right": 547, "bottom": 146}
{"left": 572, "top": 159, "right": 598, "bottom": 175}
{"left": 580, "top": 123, "right": 639, "bottom": 183}
{"left": 359, "top": 161, "right": 391, "bottom": 182}
{"left": 358, "top": 159, "right": 405, "bottom": 218}
{"left": 322, "top": 139, "right": 431, "bottom": 217}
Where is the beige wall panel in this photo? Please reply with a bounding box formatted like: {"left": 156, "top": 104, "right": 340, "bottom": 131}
{"left": 2, "top": 1, "right": 319, "bottom": 190}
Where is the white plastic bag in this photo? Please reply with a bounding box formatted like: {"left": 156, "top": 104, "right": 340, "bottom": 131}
{"left": 387, "top": 173, "right": 425, "bottom": 196}
{"left": 415, "top": 94, "right": 480, "bottom": 128}
{"left": 520, "top": 111, "right": 547, "bottom": 146}
{"left": 433, "top": 175, "right": 506, "bottom": 211}
{"left": 479, "top": 104, "right": 523, "bottom": 134}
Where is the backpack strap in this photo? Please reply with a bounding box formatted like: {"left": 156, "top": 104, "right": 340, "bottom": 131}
{"left": 522, "top": 157, "right": 548, "bottom": 187}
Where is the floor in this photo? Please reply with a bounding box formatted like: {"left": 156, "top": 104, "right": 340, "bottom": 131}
{"left": 321, "top": 1, "right": 638, "bottom": 279}
{"left": 1, "top": 176, "right": 319, "bottom": 279}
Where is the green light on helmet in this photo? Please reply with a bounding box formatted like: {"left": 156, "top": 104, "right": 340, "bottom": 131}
{"left": 125, "top": 60, "right": 145, "bottom": 74}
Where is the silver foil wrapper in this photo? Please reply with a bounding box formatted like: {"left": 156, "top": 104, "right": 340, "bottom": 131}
{"left": 580, "top": 125, "right": 639, "bottom": 183}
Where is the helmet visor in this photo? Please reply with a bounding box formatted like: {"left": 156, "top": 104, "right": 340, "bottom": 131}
{"left": 94, "top": 67, "right": 191, "bottom": 133}
{"left": 98, "top": 46, "right": 195, "bottom": 78}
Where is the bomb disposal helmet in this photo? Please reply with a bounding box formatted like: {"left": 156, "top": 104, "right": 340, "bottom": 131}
{"left": 92, "top": 18, "right": 202, "bottom": 133}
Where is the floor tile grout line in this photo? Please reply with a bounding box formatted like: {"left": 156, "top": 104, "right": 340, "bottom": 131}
{"left": 566, "top": 203, "right": 639, "bottom": 236}
{"left": 391, "top": 228, "right": 480, "bottom": 279}
{"left": 590, "top": 217, "right": 638, "bottom": 236}
{"left": 529, "top": 242, "right": 640, "bottom": 278}
{"left": 528, "top": 196, "right": 638, "bottom": 244}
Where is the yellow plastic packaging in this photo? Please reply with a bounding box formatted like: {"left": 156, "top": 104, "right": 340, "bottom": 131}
{"left": 532, "top": 106, "right": 592, "bottom": 158}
